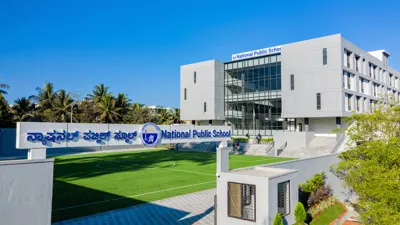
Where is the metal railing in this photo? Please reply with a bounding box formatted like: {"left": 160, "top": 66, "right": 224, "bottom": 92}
{"left": 277, "top": 141, "right": 287, "bottom": 156}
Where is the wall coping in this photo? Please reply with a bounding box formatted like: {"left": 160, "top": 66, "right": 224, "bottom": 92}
{"left": 0, "top": 158, "right": 54, "bottom": 166}
{"left": 231, "top": 153, "right": 341, "bottom": 172}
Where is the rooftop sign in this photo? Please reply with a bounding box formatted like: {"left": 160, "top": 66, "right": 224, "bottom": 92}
{"left": 16, "top": 122, "right": 231, "bottom": 149}
{"left": 231, "top": 45, "right": 281, "bottom": 61}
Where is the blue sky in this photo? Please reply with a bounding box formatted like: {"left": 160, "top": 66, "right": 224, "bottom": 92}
{"left": 0, "top": 0, "right": 399, "bottom": 107}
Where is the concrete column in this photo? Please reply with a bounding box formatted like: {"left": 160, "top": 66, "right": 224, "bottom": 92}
{"left": 216, "top": 147, "right": 229, "bottom": 175}
{"left": 304, "top": 118, "right": 309, "bottom": 132}
{"left": 28, "top": 148, "right": 46, "bottom": 160}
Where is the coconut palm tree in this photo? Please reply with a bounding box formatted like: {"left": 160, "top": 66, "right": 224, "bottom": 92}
{"left": 0, "top": 79, "right": 10, "bottom": 95}
{"left": 115, "top": 93, "right": 130, "bottom": 114}
{"left": 52, "top": 89, "right": 74, "bottom": 122}
{"left": 30, "top": 82, "right": 55, "bottom": 109}
{"left": 132, "top": 102, "right": 144, "bottom": 111}
{"left": 88, "top": 84, "right": 111, "bottom": 104}
{"left": 12, "top": 97, "right": 36, "bottom": 121}
{"left": 157, "top": 108, "right": 172, "bottom": 125}
{"left": 171, "top": 108, "right": 181, "bottom": 124}
{"left": 97, "top": 95, "right": 121, "bottom": 123}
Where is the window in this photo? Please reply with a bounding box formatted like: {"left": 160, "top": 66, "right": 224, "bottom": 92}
{"left": 228, "top": 182, "right": 256, "bottom": 221}
{"left": 290, "top": 74, "right": 294, "bottom": 90}
{"left": 346, "top": 51, "right": 351, "bottom": 68}
{"left": 194, "top": 71, "right": 196, "bottom": 83}
{"left": 355, "top": 55, "right": 360, "bottom": 72}
{"left": 347, "top": 95, "right": 352, "bottom": 111}
{"left": 347, "top": 74, "right": 351, "bottom": 89}
{"left": 323, "top": 48, "right": 327, "bottom": 65}
{"left": 204, "top": 102, "right": 207, "bottom": 113}
{"left": 278, "top": 181, "right": 290, "bottom": 216}
{"left": 184, "top": 88, "right": 187, "bottom": 100}
{"left": 356, "top": 97, "right": 360, "bottom": 112}
{"left": 360, "top": 78, "right": 364, "bottom": 93}
{"left": 317, "top": 93, "right": 321, "bottom": 110}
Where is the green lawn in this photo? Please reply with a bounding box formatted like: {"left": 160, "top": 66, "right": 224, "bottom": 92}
{"left": 52, "top": 149, "right": 292, "bottom": 222}
{"left": 310, "top": 203, "right": 345, "bottom": 225}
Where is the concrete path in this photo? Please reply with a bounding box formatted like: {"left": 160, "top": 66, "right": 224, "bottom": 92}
{"left": 53, "top": 188, "right": 216, "bottom": 225}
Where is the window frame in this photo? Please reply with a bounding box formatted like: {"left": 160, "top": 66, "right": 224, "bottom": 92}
{"left": 227, "top": 182, "right": 257, "bottom": 222}
{"left": 184, "top": 88, "right": 187, "bottom": 100}
{"left": 290, "top": 74, "right": 294, "bottom": 90}
{"left": 323, "top": 48, "right": 327, "bottom": 65}
{"left": 277, "top": 180, "right": 291, "bottom": 216}
{"left": 316, "top": 93, "right": 321, "bottom": 110}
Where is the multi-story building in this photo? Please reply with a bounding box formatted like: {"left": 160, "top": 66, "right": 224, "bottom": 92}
{"left": 180, "top": 34, "right": 400, "bottom": 136}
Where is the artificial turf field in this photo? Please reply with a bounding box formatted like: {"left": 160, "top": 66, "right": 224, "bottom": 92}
{"left": 52, "top": 149, "right": 292, "bottom": 222}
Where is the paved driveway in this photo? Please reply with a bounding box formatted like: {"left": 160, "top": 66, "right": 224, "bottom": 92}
{"left": 53, "top": 189, "right": 216, "bottom": 225}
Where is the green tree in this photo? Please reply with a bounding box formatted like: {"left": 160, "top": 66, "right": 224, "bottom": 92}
{"left": 124, "top": 107, "right": 156, "bottom": 124}
{"left": 0, "top": 93, "right": 13, "bottom": 126}
{"left": 115, "top": 93, "right": 130, "bottom": 120}
{"left": 31, "top": 82, "right": 55, "bottom": 109}
{"left": 88, "top": 83, "right": 111, "bottom": 104}
{"left": 52, "top": 89, "right": 74, "bottom": 122}
{"left": 299, "top": 172, "right": 325, "bottom": 193}
{"left": 331, "top": 100, "right": 400, "bottom": 224}
{"left": 157, "top": 108, "right": 172, "bottom": 125}
{"left": 132, "top": 102, "right": 144, "bottom": 110}
{"left": 294, "top": 202, "right": 307, "bottom": 224}
{"left": 171, "top": 108, "right": 181, "bottom": 124}
{"left": 97, "top": 95, "right": 120, "bottom": 123}
{"left": 77, "top": 97, "right": 98, "bottom": 123}
{"left": 273, "top": 213, "right": 284, "bottom": 225}
{"left": 0, "top": 78, "right": 10, "bottom": 94}
{"left": 12, "top": 97, "right": 36, "bottom": 121}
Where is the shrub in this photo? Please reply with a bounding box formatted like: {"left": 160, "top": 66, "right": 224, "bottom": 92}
{"left": 294, "top": 202, "right": 307, "bottom": 224}
{"left": 273, "top": 213, "right": 284, "bottom": 225}
{"left": 308, "top": 196, "right": 337, "bottom": 217}
{"left": 231, "top": 137, "right": 250, "bottom": 143}
{"left": 299, "top": 172, "right": 326, "bottom": 193}
{"left": 307, "top": 185, "right": 333, "bottom": 207}
{"left": 261, "top": 138, "right": 274, "bottom": 142}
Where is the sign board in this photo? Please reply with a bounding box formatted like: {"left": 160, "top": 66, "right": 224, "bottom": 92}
{"left": 16, "top": 122, "right": 232, "bottom": 149}
{"left": 231, "top": 45, "right": 281, "bottom": 61}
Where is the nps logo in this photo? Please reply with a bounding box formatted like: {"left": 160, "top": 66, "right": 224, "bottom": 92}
{"left": 141, "top": 122, "right": 161, "bottom": 146}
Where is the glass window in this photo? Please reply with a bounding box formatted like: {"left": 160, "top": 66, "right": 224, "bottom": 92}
{"left": 290, "top": 74, "right": 294, "bottom": 90}
{"left": 278, "top": 181, "right": 290, "bottom": 216}
{"left": 204, "top": 102, "right": 207, "bottom": 113}
{"left": 317, "top": 93, "right": 321, "bottom": 110}
{"left": 323, "top": 48, "right": 327, "bottom": 65}
{"left": 184, "top": 88, "right": 187, "bottom": 100}
{"left": 228, "top": 182, "right": 256, "bottom": 221}
{"left": 194, "top": 71, "right": 196, "bottom": 83}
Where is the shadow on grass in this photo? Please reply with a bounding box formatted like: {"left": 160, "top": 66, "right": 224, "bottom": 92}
{"left": 52, "top": 180, "right": 213, "bottom": 224}
{"left": 53, "top": 149, "right": 216, "bottom": 180}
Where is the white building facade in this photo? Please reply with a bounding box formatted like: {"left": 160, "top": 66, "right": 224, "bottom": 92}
{"left": 180, "top": 34, "right": 400, "bottom": 136}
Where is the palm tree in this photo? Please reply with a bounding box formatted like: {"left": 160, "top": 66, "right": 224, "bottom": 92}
{"left": 115, "top": 93, "right": 130, "bottom": 113}
{"left": 88, "top": 84, "right": 111, "bottom": 104}
{"left": 30, "top": 82, "right": 55, "bottom": 109}
{"left": 171, "top": 108, "right": 181, "bottom": 124}
{"left": 132, "top": 102, "right": 144, "bottom": 111}
{"left": 97, "top": 95, "right": 121, "bottom": 123}
{"left": 52, "top": 89, "right": 74, "bottom": 122}
{"left": 12, "top": 97, "right": 36, "bottom": 121}
{"left": 0, "top": 79, "right": 10, "bottom": 95}
{"left": 158, "top": 108, "right": 172, "bottom": 125}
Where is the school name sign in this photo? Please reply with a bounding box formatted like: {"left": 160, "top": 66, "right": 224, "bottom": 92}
{"left": 16, "top": 122, "right": 232, "bottom": 149}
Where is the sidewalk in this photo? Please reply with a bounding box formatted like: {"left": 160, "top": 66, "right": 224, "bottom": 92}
{"left": 53, "top": 188, "right": 216, "bottom": 225}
